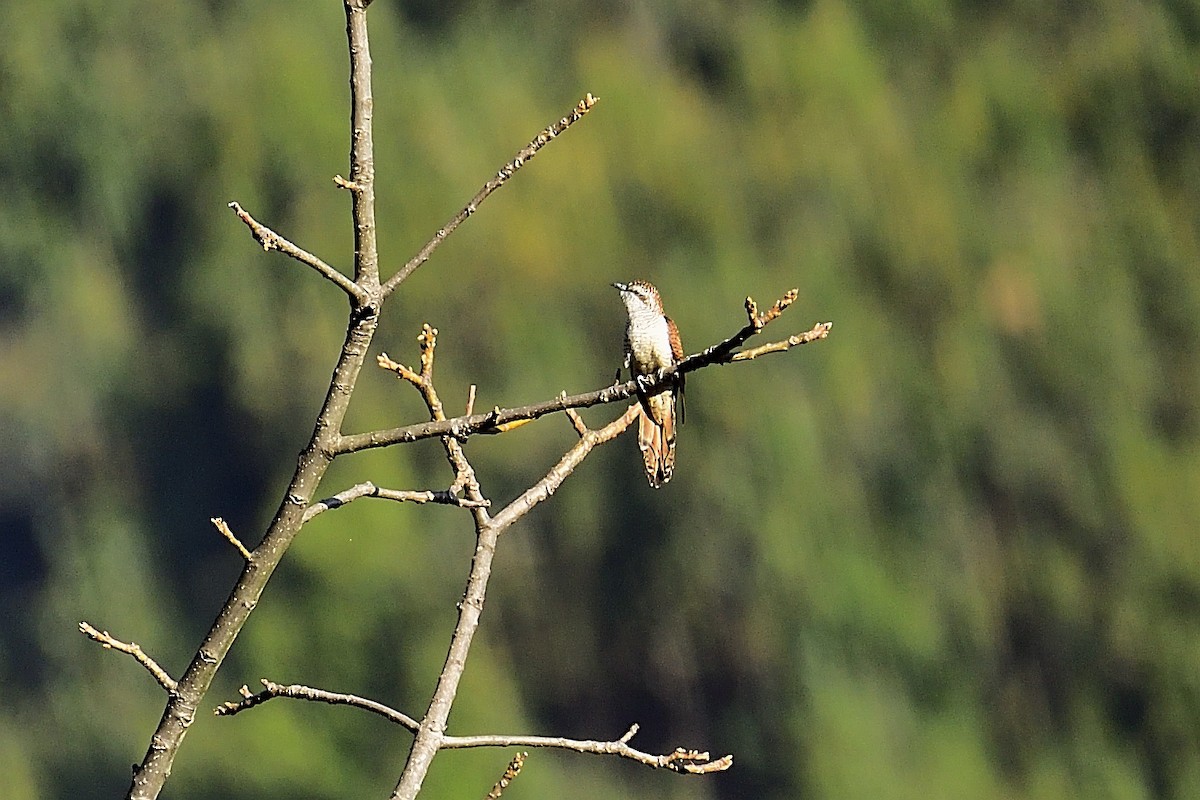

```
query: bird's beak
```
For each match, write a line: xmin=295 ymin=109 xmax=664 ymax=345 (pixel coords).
xmin=611 ymin=282 xmax=627 ymax=291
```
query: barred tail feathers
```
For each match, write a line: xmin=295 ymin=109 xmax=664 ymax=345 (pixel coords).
xmin=637 ymin=391 xmax=676 ymax=488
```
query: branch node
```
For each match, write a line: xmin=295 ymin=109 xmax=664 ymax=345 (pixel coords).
xmin=333 ymin=174 xmax=361 ymax=191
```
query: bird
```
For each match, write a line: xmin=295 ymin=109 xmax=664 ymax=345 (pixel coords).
xmin=612 ymin=280 xmax=685 ymax=488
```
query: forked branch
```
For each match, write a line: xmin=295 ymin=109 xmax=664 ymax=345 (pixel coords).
xmin=215 ymin=680 xmax=732 ymax=775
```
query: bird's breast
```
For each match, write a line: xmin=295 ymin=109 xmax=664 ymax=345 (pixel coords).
xmin=627 ymin=314 xmax=675 ymax=373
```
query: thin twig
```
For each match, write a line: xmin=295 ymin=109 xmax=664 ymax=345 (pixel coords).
xmin=303 ymin=481 xmax=489 ymax=523
xmin=214 ymin=679 xmax=419 ymax=731
xmin=444 ymin=726 xmax=734 ymax=775
xmin=211 ymin=517 xmax=253 ymax=561
xmin=381 ymin=93 xmax=598 ymax=298
xmin=227 ymin=202 xmax=368 ymax=303
xmin=79 ymin=622 xmax=177 ymax=693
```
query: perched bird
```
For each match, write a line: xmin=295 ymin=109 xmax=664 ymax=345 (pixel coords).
xmin=612 ymin=280 xmax=685 ymax=488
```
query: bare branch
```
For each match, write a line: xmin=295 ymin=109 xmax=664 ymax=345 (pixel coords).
xmin=303 ymin=480 xmax=489 ymax=523
xmin=211 ymin=517 xmax=252 ymax=561
xmin=378 ymin=323 xmax=635 ymax=797
xmin=344 ymin=0 xmax=379 ymax=289
xmin=214 ymin=679 xmax=419 ymax=732
xmin=79 ymin=622 xmax=177 ymax=693
xmin=381 ymin=93 xmax=598 ymax=298
xmin=337 ymin=290 xmax=831 ymax=456
xmin=214 ymin=677 xmax=730 ymax=777
xmin=484 ymin=752 xmax=527 ymax=800
xmin=124 ymin=7 xmax=385 ymax=796
xmin=227 ymin=201 xmax=368 ymax=303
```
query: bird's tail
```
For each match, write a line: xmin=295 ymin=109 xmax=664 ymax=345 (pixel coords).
xmin=637 ymin=391 xmax=676 ymax=488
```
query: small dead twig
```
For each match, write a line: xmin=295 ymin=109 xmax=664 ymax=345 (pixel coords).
xmin=466 ymin=384 xmax=477 ymax=417
xmin=379 ymin=325 xmax=492 ymax=518
xmin=211 ymin=517 xmax=253 ymax=561
xmin=564 ymin=394 xmax=589 ymax=437
xmin=484 ymin=752 xmax=527 ymax=800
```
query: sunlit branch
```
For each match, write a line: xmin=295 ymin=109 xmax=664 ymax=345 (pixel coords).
xmin=488 ymin=404 xmax=639 ymax=533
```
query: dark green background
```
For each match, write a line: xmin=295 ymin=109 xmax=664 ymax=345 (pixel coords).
xmin=2 ymin=1 xmax=1197 ymax=798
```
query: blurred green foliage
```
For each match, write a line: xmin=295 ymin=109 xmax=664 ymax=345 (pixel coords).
xmin=1 ymin=1 xmax=1198 ymax=798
